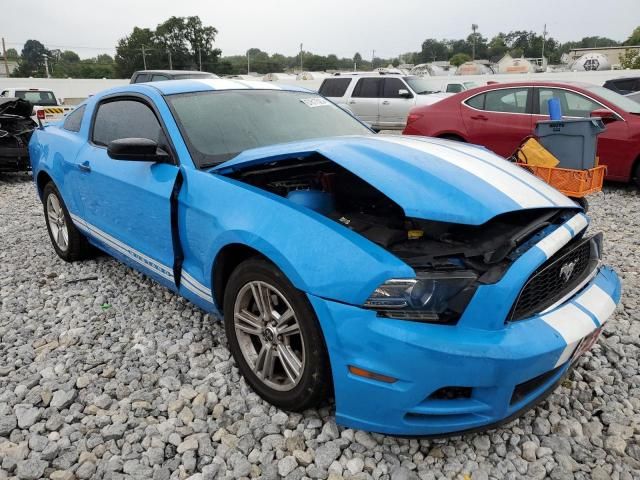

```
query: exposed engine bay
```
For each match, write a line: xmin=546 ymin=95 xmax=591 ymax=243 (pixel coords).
xmin=226 ymin=154 xmax=577 ymax=283
xmin=0 ymin=98 xmax=37 ymax=172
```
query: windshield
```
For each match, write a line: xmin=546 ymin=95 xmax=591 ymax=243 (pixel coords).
xmin=173 ymin=73 xmax=218 ymax=80
xmin=404 ymin=77 xmax=442 ymax=94
xmin=15 ymin=90 xmax=57 ymax=106
xmin=585 ymin=85 xmax=640 ymax=114
xmin=168 ymin=90 xmax=372 ymax=167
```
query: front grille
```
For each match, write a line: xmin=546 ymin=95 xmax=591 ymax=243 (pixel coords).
xmin=509 ymin=234 xmax=600 ymax=321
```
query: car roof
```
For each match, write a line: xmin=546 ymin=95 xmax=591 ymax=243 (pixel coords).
xmin=100 ymin=79 xmax=314 ymax=97
xmin=134 ymin=70 xmax=213 ymax=75
xmin=463 ymin=80 xmax=598 ymax=95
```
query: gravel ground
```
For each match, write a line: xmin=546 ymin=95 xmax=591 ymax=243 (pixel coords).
xmin=1 ymin=172 xmax=639 ymax=480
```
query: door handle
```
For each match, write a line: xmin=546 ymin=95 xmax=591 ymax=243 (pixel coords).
xmin=348 ymin=100 xmax=356 ymax=104
xmin=470 ymin=114 xmax=488 ymax=121
xmin=382 ymin=101 xmax=390 ymax=105
xmin=78 ymin=161 xmax=91 ymax=173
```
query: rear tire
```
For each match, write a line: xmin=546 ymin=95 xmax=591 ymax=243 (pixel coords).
xmin=223 ymin=258 xmax=331 ymax=411
xmin=42 ymin=182 xmax=93 ymax=262
xmin=633 ymin=161 xmax=640 ymax=189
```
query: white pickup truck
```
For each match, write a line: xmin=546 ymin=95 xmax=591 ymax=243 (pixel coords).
xmin=0 ymin=87 xmax=73 ymax=124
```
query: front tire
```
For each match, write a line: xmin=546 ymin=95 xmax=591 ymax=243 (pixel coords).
xmin=43 ymin=182 xmax=93 ymax=262
xmin=223 ymin=258 xmax=331 ymax=411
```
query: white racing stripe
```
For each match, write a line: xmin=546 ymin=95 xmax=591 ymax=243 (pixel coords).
xmin=574 ymin=284 xmax=617 ymax=326
xmin=422 ymin=138 xmax=575 ymax=207
xmin=69 ymin=212 xmax=213 ymax=304
xmin=377 ymin=136 xmax=555 ymax=208
xmin=564 ymin=213 xmax=589 ymax=235
xmin=534 ymin=225 xmax=573 ymax=259
xmin=541 ymin=303 xmax=597 ymax=367
xmin=196 ymin=79 xmax=250 ymax=90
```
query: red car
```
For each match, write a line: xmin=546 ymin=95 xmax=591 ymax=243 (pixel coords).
xmin=403 ymin=81 xmax=640 ymax=185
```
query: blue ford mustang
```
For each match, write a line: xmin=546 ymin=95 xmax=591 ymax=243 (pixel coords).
xmin=29 ymin=79 xmax=621 ymax=436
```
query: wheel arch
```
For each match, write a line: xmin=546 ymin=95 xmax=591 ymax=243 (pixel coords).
xmin=437 ymin=132 xmax=468 ymax=142
xmin=36 ymin=170 xmax=54 ymax=200
xmin=211 ymin=243 xmax=273 ymax=309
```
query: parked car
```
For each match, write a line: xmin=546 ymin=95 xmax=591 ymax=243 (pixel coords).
xmin=130 ymin=69 xmax=220 ymax=83
xmin=30 ymin=79 xmax=620 ymax=436
xmin=403 ymin=81 xmax=640 ymax=185
xmin=318 ymin=74 xmax=452 ymax=130
xmin=0 ymin=97 xmax=37 ymax=171
xmin=603 ymin=76 xmax=640 ymax=96
xmin=0 ymin=87 xmax=73 ymax=124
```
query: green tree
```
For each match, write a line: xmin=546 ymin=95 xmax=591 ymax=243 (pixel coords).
xmin=419 ymin=39 xmax=449 ymax=63
xmin=620 ymin=49 xmax=640 ymax=69
xmin=488 ymin=34 xmax=509 ymax=60
xmin=449 ymin=52 xmax=471 ymax=66
xmin=115 ymin=27 xmax=161 ymax=77
xmin=624 ymin=27 xmax=640 ymax=46
xmin=13 ymin=39 xmax=49 ymax=77
xmin=5 ymin=48 xmax=18 ymax=59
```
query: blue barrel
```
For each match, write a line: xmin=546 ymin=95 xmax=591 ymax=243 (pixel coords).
xmin=548 ymin=98 xmax=562 ymax=121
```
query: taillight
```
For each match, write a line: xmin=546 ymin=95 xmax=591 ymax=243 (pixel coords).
xmin=36 ymin=109 xmax=45 ymax=120
xmin=406 ymin=112 xmax=424 ymax=125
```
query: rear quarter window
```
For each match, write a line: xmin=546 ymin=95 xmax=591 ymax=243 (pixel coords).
xmin=465 ymin=93 xmax=485 ymax=109
xmin=62 ymin=105 xmax=86 ymax=132
xmin=318 ymin=78 xmax=351 ymax=98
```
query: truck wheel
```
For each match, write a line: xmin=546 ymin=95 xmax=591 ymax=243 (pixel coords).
xmin=43 ymin=182 xmax=93 ymax=262
xmin=223 ymin=258 xmax=331 ymax=411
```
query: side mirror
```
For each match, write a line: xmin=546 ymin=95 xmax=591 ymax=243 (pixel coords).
xmin=398 ymin=89 xmax=413 ymax=99
xmin=107 ymin=138 xmax=171 ymax=162
xmin=590 ymin=108 xmax=618 ymax=123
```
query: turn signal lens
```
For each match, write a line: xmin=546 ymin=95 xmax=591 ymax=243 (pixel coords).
xmin=348 ymin=365 xmax=397 ymax=384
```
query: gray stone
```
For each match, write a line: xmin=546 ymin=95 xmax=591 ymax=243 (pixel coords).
xmin=0 ymin=416 xmax=16 ymax=437
xmin=315 ymin=441 xmax=342 ymax=470
xmin=50 ymin=389 xmax=77 ymax=409
xmin=15 ymin=459 xmax=47 ymax=480
xmin=278 ymin=455 xmax=298 ymax=477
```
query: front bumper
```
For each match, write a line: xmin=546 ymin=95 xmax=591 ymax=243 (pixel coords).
xmin=309 ymin=265 xmax=620 ymax=436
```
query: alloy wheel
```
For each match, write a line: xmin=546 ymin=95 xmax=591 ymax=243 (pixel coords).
xmin=233 ymin=280 xmax=305 ymax=391
xmin=46 ymin=193 xmax=69 ymax=252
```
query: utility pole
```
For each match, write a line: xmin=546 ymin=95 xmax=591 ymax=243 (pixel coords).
xmin=198 ymin=47 xmax=202 ymax=71
xmin=141 ymin=45 xmax=148 ymax=69
xmin=541 ymin=23 xmax=548 ymax=62
xmin=372 ymin=50 xmax=375 ymax=69
xmin=299 ymin=43 xmax=303 ymax=72
xmin=168 ymin=50 xmax=172 ymax=69
xmin=471 ymin=24 xmax=478 ymax=61
xmin=1 ymin=38 xmax=9 ymax=77
xmin=247 ymin=51 xmax=250 ymax=75
xmin=43 ymin=55 xmax=51 ymax=78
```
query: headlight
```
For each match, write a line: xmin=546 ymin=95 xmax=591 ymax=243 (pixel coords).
xmin=363 ymin=271 xmax=478 ymax=324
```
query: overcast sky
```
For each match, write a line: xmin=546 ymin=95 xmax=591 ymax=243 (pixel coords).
xmin=3 ymin=0 xmax=639 ymax=59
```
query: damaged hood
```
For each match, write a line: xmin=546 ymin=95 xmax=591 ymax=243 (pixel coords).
xmin=213 ymin=135 xmax=577 ymax=225
xmin=0 ymin=98 xmax=33 ymax=118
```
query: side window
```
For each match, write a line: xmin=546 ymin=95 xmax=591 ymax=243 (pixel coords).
xmin=62 ymin=105 xmax=86 ymax=132
xmin=318 ymin=78 xmax=351 ymax=98
xmin=538 ymin=88 xmax=601 ymax=118
xmin=612 ymin=79 xmax=635 ymax=92
xmin=382 ymin=78 xmax=409 ymax=98
xmin=465 ymin=93 xmax=485 ymax=110
xmin=352 ymin=78 xmax=382 ymax=98
xmin=446 ymin=83 xmax=464 ymax=93
xmin=92 ymin=99 xmax=165 ymax=147
xmin=133 ymin=73 xmax=151 ymax=83
xmin=484 ymin=88 xmax=529 ymax=113
xmin=151 ymin=74 xmax=169 ymax=82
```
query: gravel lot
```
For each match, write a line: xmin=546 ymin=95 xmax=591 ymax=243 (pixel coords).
xmin=1 ymin=173 xmax=639 ymax=480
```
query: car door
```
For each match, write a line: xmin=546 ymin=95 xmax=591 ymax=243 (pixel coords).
xmin=461 ymin=87 xmax=533 ymax=157
xmin=348 ymin=78 xmax=382 ymax=127
xmin=75 ymin=96 xmax=179 ymax=287
xmin=378 ymin=78 xmax=415 ymax=128
xmin=533 ymin=87 xmax=630 ymax=179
